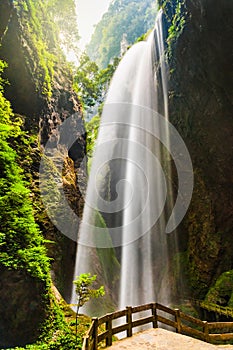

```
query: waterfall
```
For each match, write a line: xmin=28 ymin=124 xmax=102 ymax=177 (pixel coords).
xmin=71 ymin=10 xmax=193 ymax=314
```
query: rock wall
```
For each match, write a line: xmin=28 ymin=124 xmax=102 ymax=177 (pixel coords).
xmin=0 ymin=266 xmax=47 ymax=348
xmin=161 ymin=0 xmax=233 ymax=299
xmin=0 ymin=0 xmax=86 ymax=345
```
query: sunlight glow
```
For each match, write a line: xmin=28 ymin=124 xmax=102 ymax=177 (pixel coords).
xmin=75 ymin=0 xmax=111 ymax=50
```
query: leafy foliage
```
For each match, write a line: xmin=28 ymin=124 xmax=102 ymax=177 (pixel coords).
xmin=0 ymin=61 xmax=84 ymax=349
xmin=74 ymin=53 xmax=99 ymax=108
xmin=167 ymin=1 xmax=186 ymax=47
xmin=86 ymin=0 xmax=157 ymax=68
xmin=73 ymin=53 xmax=120 ymax=112
xmin=47 ymin=0 xmax=80 ymax=56
xmin=158 ymin=0 xmax=186 ymax=58
xmin=85 ymin=115 xmax=100 ymax=172
xmin=73 ymin=273 xmax=105 ymax=342
xmin=73 ymin=273 xmax=105 ymax=314
xmin=13 ymin=0 xmax=79 ymax=97
xmin=0 ymin=60 xmax=50 ymax=280
xmin=73 ymin=54 xmax=119 ymax=171
xmin=14 ymin=312 xmax=89 ymax=349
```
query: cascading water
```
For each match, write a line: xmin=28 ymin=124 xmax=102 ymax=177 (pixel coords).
xmin=71 ymin=10 xmax=192 ymax=314
xmin=118 ymin=10 xmax=172 ymax=310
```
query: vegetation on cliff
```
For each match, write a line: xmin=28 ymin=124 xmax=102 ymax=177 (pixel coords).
xmin=0 ymin=60 xmax=50 ymax=280
xmin=0 ymin=58 xmax=86 ymax=349
xmin=0 ymin=60 xmax=64 ymax=348
xmin=11 ymin=0 xmax=79 ymax=97
xmin=74 ymin=53 xmax=120 ymax=115
xmin=205 ymin=270 xmax=233 ymax=308
xmin=86 ymin=0 xmax=157 ymax=68
xmin=74 ymin=54 xmax=120 ymax=171
xmin=159 ymin=0 xmax=233 ymax=307
xmin=0 ymin=0 xmax=85 ymax=348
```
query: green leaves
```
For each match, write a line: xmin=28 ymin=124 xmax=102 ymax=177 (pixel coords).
xmin=13 ymin=0 xmax=80 ymax=97
xmin=73 ymin=53 xmax=120 ymax=112
xmin=0 ymin=60 xmax=50 ymax=281
xmin=73 ymin=273 xmax=105 ymax=342
xmin=85 ymin=115 xmax=100 ymax=172
xmin=73 ymin=53 xmax=99 ymax=109
xmin=73 ymin=273 xmax=105 ymax=309
xmin=47 ymin=0 xmax=80 ymax=56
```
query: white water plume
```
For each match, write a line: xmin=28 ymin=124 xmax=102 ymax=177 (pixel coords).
xmin=70 ymin=10 xmax=193 ymax=314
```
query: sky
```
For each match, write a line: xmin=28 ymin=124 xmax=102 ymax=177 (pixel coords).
xmin=75 ymin=0 xmax=112 ymax=50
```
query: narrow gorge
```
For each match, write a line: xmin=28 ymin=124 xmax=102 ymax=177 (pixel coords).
xmin=0 ymin=0 xmax=232 ymax=348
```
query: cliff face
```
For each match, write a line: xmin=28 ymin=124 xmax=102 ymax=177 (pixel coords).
xmin=0 ymin=0 xmax=85 ymax=345
xmin=0 ymin=266 xmax=47 ymax=348
xmin=0 ymin=3 xmax=42 ymax=122
xmin=161 ymin=0 xmax=233 ymax=299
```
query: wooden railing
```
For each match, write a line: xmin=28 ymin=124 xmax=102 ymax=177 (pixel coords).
xmin=82 ymin=302 xmax=233 ymax=350
xmin=194 ymin=299 xmax=233 ymax=319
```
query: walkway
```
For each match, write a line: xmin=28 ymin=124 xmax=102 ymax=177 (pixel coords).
xmin=108 ymin=329 xmax=233 ymax=350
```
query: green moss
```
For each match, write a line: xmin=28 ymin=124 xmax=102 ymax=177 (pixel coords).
xmin=13 ymin=0 xmax=79 ymax=99
xmin=0 ymin=61 xmax=50 ymax=280
xmin=184 ymin=170 xmax=221 ymax=299
xmin=14 ymin=306 xmax=89 ymax=349
xmin=172 ymin=251 xmax=190 ymax=297
xmin=158 ymin=0 xmax=187 ymax=65
xmin=167 ymin=1 xmax=186 ymax=46
xmin=94 ymin=211 xmax=120 ymax=289
xmin=85 ymin=115 xmax=100 ymax=173
xmin=0 ymin=61 xmax=75 ymax=348
xmin=12 ymin=1 xmax=57 ymax=98
xmin=135 ymin=29 xmax=152 ymax=43
xmin=11 ymin=285 xmax=92 ymax=349
xmin=205 ymin=270 xmax=233 ymax=307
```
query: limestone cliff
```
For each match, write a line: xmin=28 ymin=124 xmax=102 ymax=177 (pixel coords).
xmin=0 ymin=0 xmax=85 ymax=346
xmin=160 ymin=0 xmax=233 ymax=300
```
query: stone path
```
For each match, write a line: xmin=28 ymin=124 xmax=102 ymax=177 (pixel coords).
xmin=107 ymin=329 xmax=233 ymax=350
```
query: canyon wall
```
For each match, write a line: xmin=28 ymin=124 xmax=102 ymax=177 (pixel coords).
xmin=160 ymin=0 xmax=233 ymax=301
xmin=0 ymin=0 xmax=85 ymax=345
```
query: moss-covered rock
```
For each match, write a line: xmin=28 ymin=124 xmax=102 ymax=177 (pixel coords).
xmin=186 ymin=170 xmax=221 ymax=298
xmin=0 ymin=0 xmax=86 ymax=347
xmin=205 ymin=270 xmax=233 ymax=307
xmin=0 ymin=266 xmax=48 ymax=348
xmin=0 ymin=0 xmax=86 ymax=302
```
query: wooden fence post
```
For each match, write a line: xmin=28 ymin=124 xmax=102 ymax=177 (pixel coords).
xmin=92 ymin=318 xmax=98 ymax=350
xmin=106 ymin=314 xmax=113 ymax=347
xmin=174 ymin=308 xmax=181 ymax=333
xmin=83 ymin=336 xmax=89 ymax=350
xmin=152 ymin=303 xmax=158 ymax=328
xmin=126 ymin=306 xmax=133 ymax=337
xmin=203 ymin=321 xmax=209 ymax=342
xmin=86 ymin=337 xmax=89 ymax=350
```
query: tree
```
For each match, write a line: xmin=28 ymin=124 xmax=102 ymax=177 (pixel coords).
xmin=48 ymin=0 xmax=80 ymax=58
xmin=73 ymin=53 xmax=120 ymax=113
xmin=73 ymin=53 xmax=99 ymax=109
xmin=73 ymin=273 xmax=105 ymax=341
